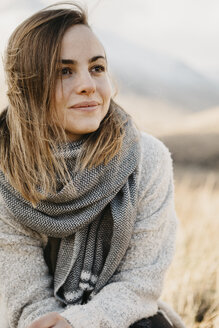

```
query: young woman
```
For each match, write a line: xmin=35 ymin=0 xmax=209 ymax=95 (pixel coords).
xmin=0 ymin=3 xmax=185 ymax=328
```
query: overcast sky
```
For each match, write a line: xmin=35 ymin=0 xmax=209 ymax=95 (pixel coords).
xmin=0 ymin=0 xmax=219 ymax=80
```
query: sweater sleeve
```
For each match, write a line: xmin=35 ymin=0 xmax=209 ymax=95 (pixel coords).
xmin=0 ymin=205 xmax=64 ymax=328
xmin=60 ymin=133 xmax=178 ymax=328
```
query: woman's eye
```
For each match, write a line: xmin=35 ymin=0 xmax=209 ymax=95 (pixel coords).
xmin=61 ymin=67 xmax=72 ymax=75
xmin=91 ymin=65 xmax=105 ymax=73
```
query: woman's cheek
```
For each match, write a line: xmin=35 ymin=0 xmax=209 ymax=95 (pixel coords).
xmin=99 ymin=78 xmax=112 ymax=103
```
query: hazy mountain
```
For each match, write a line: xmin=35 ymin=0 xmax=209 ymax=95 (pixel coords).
xmin=158 ymin=107 xmax=219 ymax=169
xmin=160 ymin=133 xmax=219 ymax=169
xmin=96 ymin=29 xmax=219 ymax=112
xmin=163 ymin=106 xmax=219 ymax=135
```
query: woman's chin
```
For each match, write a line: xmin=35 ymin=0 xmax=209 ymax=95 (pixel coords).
xmin=65 ymin=125 xmax=101 ymax=141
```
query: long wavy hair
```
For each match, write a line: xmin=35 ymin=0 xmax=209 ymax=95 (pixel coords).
xmin=0 ymin=3 xmax=127 ymax=206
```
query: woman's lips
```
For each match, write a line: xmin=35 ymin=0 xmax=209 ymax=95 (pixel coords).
xmin=69 ymin=101 xmax=100 ymax=111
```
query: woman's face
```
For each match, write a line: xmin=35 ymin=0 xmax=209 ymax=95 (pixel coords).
xmin=55 ymin=24 xmax=112 ymax=141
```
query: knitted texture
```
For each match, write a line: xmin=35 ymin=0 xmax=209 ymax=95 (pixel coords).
xmin=0 ymin=132 xmax=186 ymax=328
xmin=0 ymin=108 xmax=140 ymax=306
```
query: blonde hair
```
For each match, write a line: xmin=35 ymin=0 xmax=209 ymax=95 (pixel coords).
xmin=0 ymin=3 xmax=127 ymax=206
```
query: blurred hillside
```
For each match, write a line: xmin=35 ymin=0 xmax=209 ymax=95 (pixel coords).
xmin=159 ymin=107 xmax=219 ymax=170
xmin=98 ymin=30 xmax=219 ymax=112
xmin=101 ymin=29 xmax=219 ymax=176
xmin=115 ymin=92 xmax=219 ymax=172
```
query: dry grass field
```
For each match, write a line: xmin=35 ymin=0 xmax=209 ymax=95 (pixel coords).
xmin=162 ymin=168 xmax=219 ymax=328
xmin=122 ymin=96 xmax=219 ymax=327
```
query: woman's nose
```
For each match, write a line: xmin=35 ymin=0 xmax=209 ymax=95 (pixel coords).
xmin=75 ymin=71 xmax=96 ymax=95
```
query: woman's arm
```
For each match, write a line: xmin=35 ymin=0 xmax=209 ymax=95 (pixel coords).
xmin=0 ymin=206 xmax=64 ymax=328
xmin=60 ymin=133 xmax=179 ymax=328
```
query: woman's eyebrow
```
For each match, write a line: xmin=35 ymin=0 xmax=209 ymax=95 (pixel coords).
xmin=89 ymin=55 xmax=106 ymax=63
xmin=60 ymin=56 xmax=106 ymax=65
xmin=61 ymin=59 xmax=76 ymax=65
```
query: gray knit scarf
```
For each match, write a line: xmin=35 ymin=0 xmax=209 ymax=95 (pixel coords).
xmin=0 ymin=108 xmax=140 ymax=305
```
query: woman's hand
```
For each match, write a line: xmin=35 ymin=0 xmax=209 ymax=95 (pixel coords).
xmin=28 ymin=312 xmax=72 ymax=328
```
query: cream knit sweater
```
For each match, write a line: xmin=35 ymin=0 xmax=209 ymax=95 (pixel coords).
xmin=0 ymin=132 xmax=185 ymax=328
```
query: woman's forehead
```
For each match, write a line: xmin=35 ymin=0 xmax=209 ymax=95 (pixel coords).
xmin=60 ymin=24 xmax=105 ymax=59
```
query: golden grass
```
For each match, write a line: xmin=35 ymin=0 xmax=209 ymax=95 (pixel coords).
xmin=162 ymin=168 xmax=219 ymax=328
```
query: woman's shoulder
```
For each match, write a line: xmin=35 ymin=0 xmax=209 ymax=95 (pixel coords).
xmin=138 ymin=131 xmax=172 ymax=171
xmin=137 ymin=131 xmax=173 ymax=199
